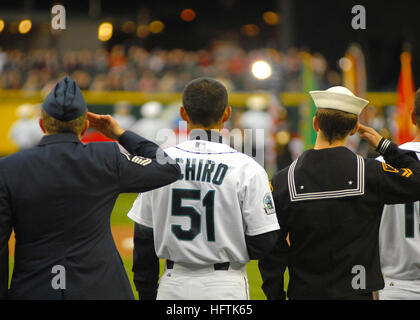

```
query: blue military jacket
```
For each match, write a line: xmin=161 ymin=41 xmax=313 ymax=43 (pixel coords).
xmin=0 ymin=130 xmax=180 ymax=299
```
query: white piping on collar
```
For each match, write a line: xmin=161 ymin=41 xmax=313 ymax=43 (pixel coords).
xmin=288 ymin=154 xmax=365 ymax=202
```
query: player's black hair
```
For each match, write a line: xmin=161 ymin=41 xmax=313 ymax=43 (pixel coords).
xmin=182 ymin=77 xmax=228 ymax=127
xmin=414 ymin=88 xmax=420 ymax=127
xmin=316 ymin=108 xmax=358 ymax=144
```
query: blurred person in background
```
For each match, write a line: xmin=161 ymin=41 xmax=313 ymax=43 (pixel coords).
xmin=131 ymin=101 xmax=170 ymax=143
xmin=70 ymin=70 xmax=91 ymax=90
xmin=240 ymin=95 xmax=271 ymax=166
xmin=112 ymin=101 xmax=136 ymax=130
xmin=273 ymin=106 xmax=294 ymax=171
xmin=274 ymin=130 xmax=293 ymax=171
xmin=109 ymin=45 xmax=127 ymax=70
xmin=0 ymin=48 xmax=7 ymax=73
xmin=9 ymin=104 xmax=44 ymax=151
xmin=137 ymin=70 xmax=158 ymax=92
xmin=157 ymin=70 xmax=177 ymax=92
xmin=22 ymin=70 xmax=41 ymax=91
xmin=89 ymin=74 xmax=107 ymax=91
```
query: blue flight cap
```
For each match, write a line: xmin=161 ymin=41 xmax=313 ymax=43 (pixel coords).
xmin=42 ymin=76 xmax=87 ymax=121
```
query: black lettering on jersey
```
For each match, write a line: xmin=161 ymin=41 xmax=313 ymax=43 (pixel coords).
xmin=201 ymin=160 xmax=215 ymax=183
xmin=181 ymin=158 xmax=229 ymax=185
xmin=196 ymin=159 xmax=204 ymax=181
xmin=212 ymin=163 xmax=228 ymax=185
xmin=175 ymin=158 xmax=184 ymax=179
xmin=122 ymin=152 xmax=152 ymax=166
xmin=185 ymin=158 xmax=196 ymax=181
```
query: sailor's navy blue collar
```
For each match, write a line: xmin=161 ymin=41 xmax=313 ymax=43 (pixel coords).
xmin=38 ymin=132 xmax=81 ymax=146
xmin=188 ymin=129 xmax=223 ymax=144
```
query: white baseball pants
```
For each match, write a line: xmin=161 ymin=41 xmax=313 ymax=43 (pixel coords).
xmin=378 ymin=278 xmax=420 ymax=300
xmin=156 ymin=262 xmax=249 ymax=300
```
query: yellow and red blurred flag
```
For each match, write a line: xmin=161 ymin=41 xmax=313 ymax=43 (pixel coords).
xmin=342 ymin=43 xmax=367 ymax=98
xmin=395 ymin=52 xmax=415 ymax=144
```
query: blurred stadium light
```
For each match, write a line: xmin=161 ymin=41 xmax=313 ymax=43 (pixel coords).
xmin=149 ymin=20 xmax=165 ymax=34
xmin=240 ymin=24 xmax=260 ymax=37
xmin=0 ymin=19 xmax=4 ymax=32
xmin=98 ymin=22 xmax=113 ymax=41
xmin=18 ymin=19 xmax=32 ymax=34
xmin=263 ymin=11 xmax=279 ymax=25
xmin=121 ymin=21 xmax=136 ymax=34
xmin=180 ymin=9 xmax=196 ymax=22
xmin=251 ymin=60 xmax=272 ymax=80
xmin=136 ymin=24 xmax=149 ymax=38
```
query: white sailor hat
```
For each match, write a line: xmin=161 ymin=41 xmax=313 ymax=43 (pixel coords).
xmin=309 ymin=86 xmax=369 ymax=115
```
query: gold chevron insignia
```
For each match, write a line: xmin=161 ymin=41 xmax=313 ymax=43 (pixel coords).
xmin=381 ymin=163 xmax=399 ymax=173
xmin=401 ymin=168 xmax=413 ymax=178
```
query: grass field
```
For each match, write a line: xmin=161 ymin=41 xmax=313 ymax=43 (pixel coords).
xmin=9 ymin=193 xmax=288 ymax=300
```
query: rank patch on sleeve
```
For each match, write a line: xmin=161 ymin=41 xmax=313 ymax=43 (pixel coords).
xmin=381 ymin=162 xmax=399 ymax=173
xmin=263 ymin=193 xmax=276 ymax=215
xmin=401 ymin=168 xmax=413 ymax=178
xmin=122 ymin=152 xmax=152 ymax=166
xmin=381 ymin=162 xmax=413 ymax=178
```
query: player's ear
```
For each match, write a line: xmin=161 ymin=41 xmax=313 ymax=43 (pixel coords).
xmin=312 ymin=116 xmax=319 ymax=132
xmin=180 ymin=106 xmax=190 ymax=122
xmin=411 ymin=111 xmax=417 ymax=126
xmin=81 ymin=119 xmax=89 ymax=137
xmin=39 ymin=118 xmax=47 ymax=134
xmin=349 ymin=120 xmax=360 ymax=136
xmin=221 ymin=106 xmax=232 ymax=123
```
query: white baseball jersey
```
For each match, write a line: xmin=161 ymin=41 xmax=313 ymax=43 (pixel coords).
xmin=128 ymin=137 xmax=280 ymax=265
xmin=378 ymin=141 xmax=420 ymax=281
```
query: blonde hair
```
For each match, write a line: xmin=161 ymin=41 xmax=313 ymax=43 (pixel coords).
xmin=41 ymin=109 xmax=87 ymax=135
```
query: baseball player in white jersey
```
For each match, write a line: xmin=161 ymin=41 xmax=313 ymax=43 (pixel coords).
xmin=377 ymin=89 xmax=420 ymax=300
xmin=127 ymin=78 xmax=280 ymax=300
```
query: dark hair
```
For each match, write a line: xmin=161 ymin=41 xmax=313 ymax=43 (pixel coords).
xmin=182 ymin=77 xmax=228 ymax=127
xmin=315 ymin=108 xmax=358 ymax=144
xmin=414 ymin=88 xmax=420 ymax=127
xmin=41 ymin=109 xmax=87 ymax=135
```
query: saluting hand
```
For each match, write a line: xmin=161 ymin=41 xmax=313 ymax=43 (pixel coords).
xmin=87 ymin=112 xmax=125 ymax=140
xmin=358 ymin=123 xmax=383 ymax=149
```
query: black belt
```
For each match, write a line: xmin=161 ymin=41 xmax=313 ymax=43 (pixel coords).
xmin=166 ymin=260 xmax=230 ymax=271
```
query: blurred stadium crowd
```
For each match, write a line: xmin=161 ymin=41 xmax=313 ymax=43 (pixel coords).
xmin=2 ymin=42 xmax=394 ymax=175
xmin=0 ymin=43 xmax=341 ymax=94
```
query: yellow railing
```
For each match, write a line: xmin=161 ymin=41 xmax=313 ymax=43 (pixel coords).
xmin=0 ymin=90 xmax=398 ymax=155
xmin=0 ymin=90 xmax=398 ymax=107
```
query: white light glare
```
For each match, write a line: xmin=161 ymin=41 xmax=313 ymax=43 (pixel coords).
xmin=251 ymin=60 xmax=272 ymax=80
